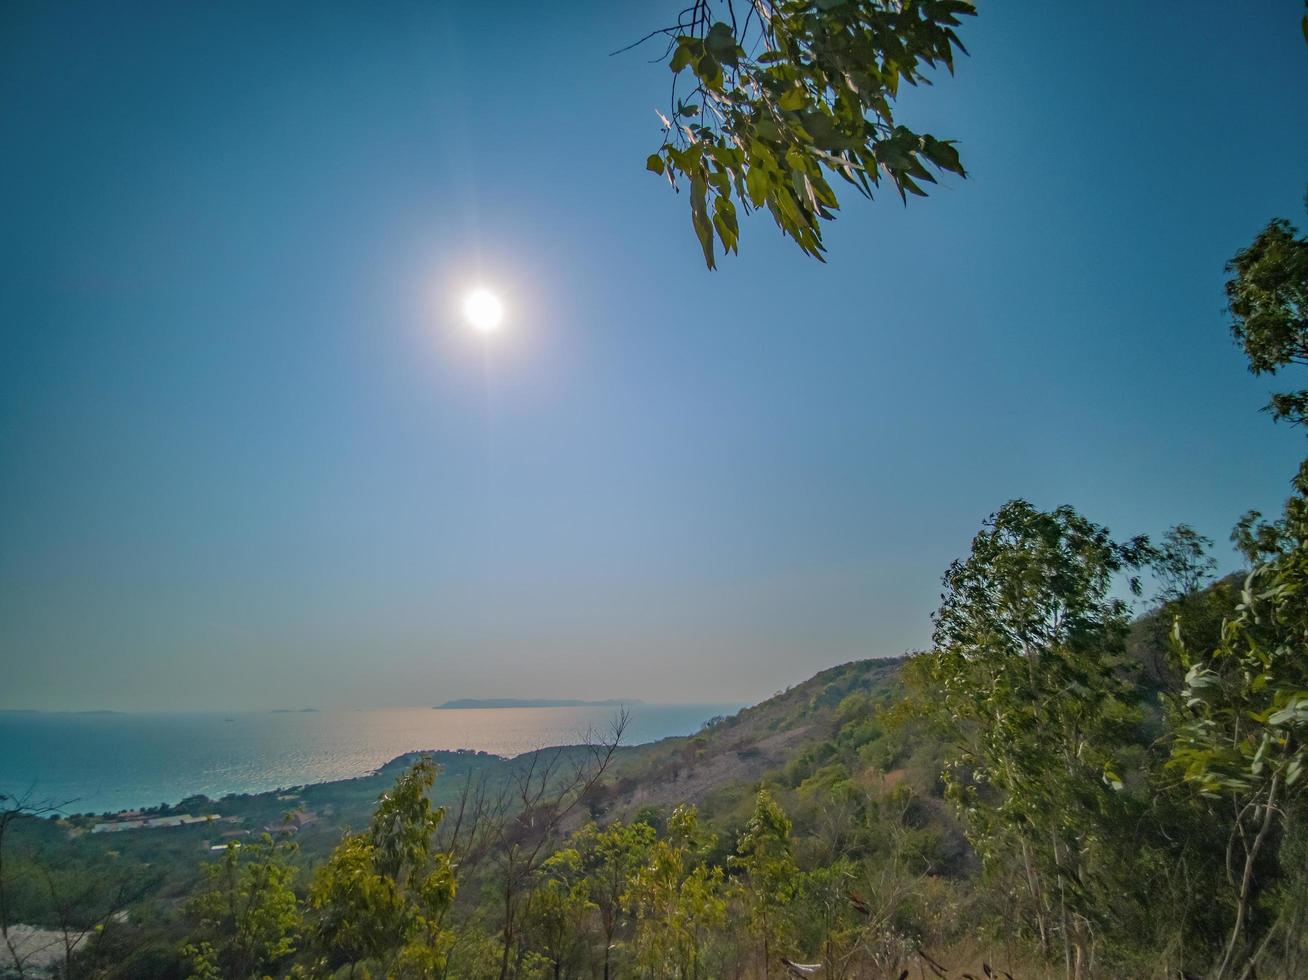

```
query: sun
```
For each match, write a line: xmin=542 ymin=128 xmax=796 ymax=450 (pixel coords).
xmin=462 ymin=287 xmax=505 ymax=333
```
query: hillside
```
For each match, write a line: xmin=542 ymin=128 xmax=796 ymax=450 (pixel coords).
xmin=594 ymin=657 xmax=908 ymax=821
xmin=9 ymin=576 xmax=1297 ymax=980
xmin=0 ymin=658 xmax=912 ymax=927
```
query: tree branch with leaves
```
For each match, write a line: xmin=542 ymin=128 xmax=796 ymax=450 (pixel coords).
xmin=633 ymin=0 xmax=973 ymax=267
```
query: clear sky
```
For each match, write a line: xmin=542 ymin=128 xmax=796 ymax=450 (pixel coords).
xmin=3 ymin=2 xmax=1306 ymax=711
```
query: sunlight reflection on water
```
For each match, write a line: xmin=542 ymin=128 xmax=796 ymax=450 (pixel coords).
xmin=0 ymin=703 xmax=740 ymax=814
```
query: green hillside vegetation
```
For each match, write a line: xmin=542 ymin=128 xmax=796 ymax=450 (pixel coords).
xmin=0 ymin=656 xmax=968 ymax=979
xmin=2 ymin=531 xmax=1303 ymax=980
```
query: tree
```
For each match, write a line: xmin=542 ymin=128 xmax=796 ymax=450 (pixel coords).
xmin=1169 ymin=468 xmax=1308 ymax=980
xmin=1226 ymin=202 xmax=1308 ymax=426
xmin=419 ymin=714 xmax=626 ymax=980
xmin=794 ymin=860 xmax=864 ymax=980
xmin=1155 ymin=524 xmax=1218 ymax=603
xmin=522 ymin=847 xmax=595 ymax=980
xmin=309 ymin=757 xmax=457 ymax=978
xmin=571 ymin=819 xmax=656 ymax=980
xmin=1 ymin=793 xmax=59 ymax=979
xmin=39 ymin=862 xmax=154 ymax=980
xmin=490 ymin=723 xmax=627 ymax=980
xmin=637 ymin=0 xmax=973 ymax=267
xmin=913 ymin=500 xmax=1153 ymax=979
xmin=625 ymin=805 xmax=727 ymax=979
xmin=1125 ymin=523 xmax=1230 ymax=695
xmin=181 ymin=835 xmax=302 ymax=980
xmin=731 ymin=788 xmax=798 ymax=978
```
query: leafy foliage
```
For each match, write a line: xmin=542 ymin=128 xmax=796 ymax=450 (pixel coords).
xmin=181 ymin=835 xmax=301 ymax=980
xmin=1155 ymin=523 xmax=1218 ymax=603
xmin=624 ymin=805 xmax=729 ymax=979
xmin=1170 ymin=467 xmax=1308 ymax=978
xmin=568 ymin=819 xmax=656 ymax=979
xmin=1226 ymin=203 xmax=1308 ymax=426
xmin=521 ymin=848 xmax=595 ymax=979
xmin=308 ymin=757 xmax=456 ymax=977
xmin=731 ymin=789 xmax=798 ymax=976
xmin=914 ymin=501 xmax=1155 ymax=976
xmin=642 ymin=0 xmax=973 ymax=267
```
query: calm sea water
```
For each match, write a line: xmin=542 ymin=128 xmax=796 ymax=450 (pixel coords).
xmin=0 ymin=703 xmax=739 ymax=815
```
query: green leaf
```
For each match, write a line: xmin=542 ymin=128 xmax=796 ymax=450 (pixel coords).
xmin=645 ymin=0 xmax=972 ymax=265
xmin=713 ymin=196 xmax=738 ymax=254
xmin=1267 ymin=698 xmax=1308 ymax=727
xmin=745 ymin=165 xmax=769 ymax=208
xmin=778 ymin=88 xmax=807 ymax=112
xmin=646 ymin=154 xmax=665 ymax=175
xmin=696 ymin=54 xmax=723 ymax=91
xmin=690 ymin=174 xmax=715 ymax=269
xmin=670 ymin=39 xmax=696 ymax=74
xmin=706 ymin=22 xmax=738 ymax=68
xmin=922 ymin=136 xmax=965 ymax=175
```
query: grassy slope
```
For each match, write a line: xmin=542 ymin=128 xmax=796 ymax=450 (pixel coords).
xmin=591 ymin=656 xmax=909 ymax=826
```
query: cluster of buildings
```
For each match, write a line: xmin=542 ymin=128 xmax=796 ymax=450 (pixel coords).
xmin=87 ymin=803 xmax=318 ymax=852
xmin=90 ymin=812 xmax=220 ymax=834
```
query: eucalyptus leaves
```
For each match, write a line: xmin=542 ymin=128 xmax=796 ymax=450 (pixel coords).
xmin=643 ymin=1 xmax=972 ymax=267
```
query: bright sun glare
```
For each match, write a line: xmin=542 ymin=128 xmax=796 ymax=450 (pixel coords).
xmin=463 ymin=287 xmax=505 ymax=333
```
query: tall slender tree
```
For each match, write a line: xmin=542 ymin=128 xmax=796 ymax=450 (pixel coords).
xmin=914 ymin=501 xmax=1152 ymax=979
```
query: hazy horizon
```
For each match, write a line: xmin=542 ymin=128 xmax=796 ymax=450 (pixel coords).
xmin=4 ymin=1 xmax=1307 ymax=713
xmin=0 ymin=696 xmax=747 ymax=715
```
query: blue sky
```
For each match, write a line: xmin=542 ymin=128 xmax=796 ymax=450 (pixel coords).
xmin=2 ymin=1 xmax=1306 ymax=711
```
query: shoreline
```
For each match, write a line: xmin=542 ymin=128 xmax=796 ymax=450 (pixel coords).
xmin=47 ymin=736 xmax=677 ymax=820
xmin=3 ymin=702 xmax=743 ymax=817
xmin=81 ymin=747 xmax=505 ymax=821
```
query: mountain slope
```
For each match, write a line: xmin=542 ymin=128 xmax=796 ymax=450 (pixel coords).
xmin=592 ymin=657 xmax=908 ymax=823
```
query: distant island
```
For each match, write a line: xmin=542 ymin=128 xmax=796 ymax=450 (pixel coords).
xmin=436 ymin=698 xmax=643 ymax=709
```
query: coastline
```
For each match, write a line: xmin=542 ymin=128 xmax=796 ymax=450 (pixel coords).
xmin=2 ymin=702 xmax=743 ymax=817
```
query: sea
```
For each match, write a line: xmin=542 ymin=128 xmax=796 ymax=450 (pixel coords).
xmin=0 ymin=703 xmax=740 ymax=816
